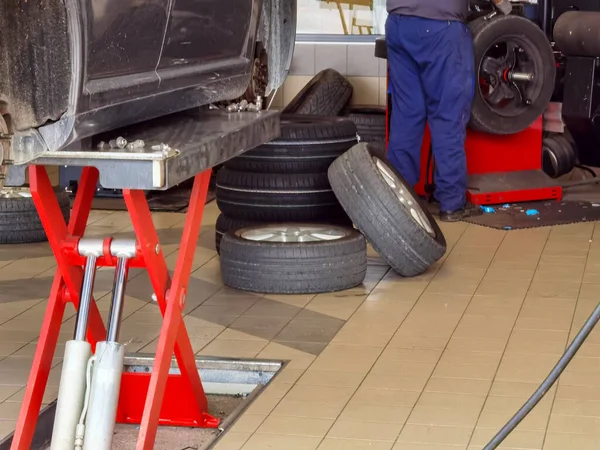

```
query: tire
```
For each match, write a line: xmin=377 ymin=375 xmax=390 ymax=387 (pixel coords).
xmin=342 ymin=107 xmax=386 ymax=143
xmin=216 ymin=169 xmax=347 ymax=221
xmin=542 ymin=134 xmax=576 ymax=179
xmin=214 ymin=213 xmax=353 ymax=254
xmin=469 ymin=15 xmax=555 ymax=135
xmin=282 ymin=69 xmax=353 ymax=116
xmin=328 ymin=143 xmax=446 ymax=277
xmin=0 ymin=187 xmax=70 ymax=244
xmin=220 ymin=224 xmax=367 ymax=294
xmin=224 ymin=115 xmax=358 ymax=173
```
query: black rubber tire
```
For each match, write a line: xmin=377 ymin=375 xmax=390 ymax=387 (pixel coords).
xmin=216 ymin=169 xmax=347 ymax=221
xmin=282 ymin=69 xmax=353 ymax=116
xmin=0 ymin=188 xmax=70 ymax=244
xmin=214 ymin=213 xmax=353 ymax=254
xmin=542 ymin=134 xmax=576 ymax=179
xmin=328 ymin=143 xmax=446 ymax=277
xmin=219 ymin=225 xmax=367 ymax=294
xmin=224 ymin=115 xmax=358 ymax=173
xmin=469 ymin=15 xmax=555 ymax=135
xmin=342 ymin=107 xmax=386 ymax=143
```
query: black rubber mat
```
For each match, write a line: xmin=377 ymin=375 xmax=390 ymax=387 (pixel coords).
xmin=463 ymin=200 xmax=600 ymax=229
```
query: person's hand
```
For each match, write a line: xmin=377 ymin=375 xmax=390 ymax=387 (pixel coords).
xmin=491 ymin=0 xmax=512 ymax=15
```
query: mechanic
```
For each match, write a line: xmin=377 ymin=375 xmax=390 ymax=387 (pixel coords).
xmin=385 ymin=0 xmax=512 ymax=222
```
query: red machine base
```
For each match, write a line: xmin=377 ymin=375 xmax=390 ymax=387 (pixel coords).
xmin=411 ymin=118 xmax=563 ymax=205
xmin=466 ymin=170 xmax=562 ymax=205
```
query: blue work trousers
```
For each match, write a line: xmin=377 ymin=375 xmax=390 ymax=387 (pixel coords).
xmin=385 ymin=14 xmax=475 ymax=212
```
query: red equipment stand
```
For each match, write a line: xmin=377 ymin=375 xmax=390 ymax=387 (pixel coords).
xmin=11 ymin=166 xmax=219 ymax=450
xmin=411 ymin=117 xmax=563 ymax=205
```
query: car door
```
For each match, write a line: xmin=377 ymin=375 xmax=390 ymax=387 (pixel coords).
xmin=156 ymin=0 xmax=259 ymax=91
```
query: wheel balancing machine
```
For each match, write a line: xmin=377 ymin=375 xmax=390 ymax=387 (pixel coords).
xmin=374 ymin=30 xmax=562 ymax=206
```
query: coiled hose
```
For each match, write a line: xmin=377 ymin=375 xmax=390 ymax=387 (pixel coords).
xmin=484 ymin=300 xmax=600 ymax=449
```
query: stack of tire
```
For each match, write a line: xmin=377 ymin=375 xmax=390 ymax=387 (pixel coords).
xmin=217 ymin=69 xmax=447 ymax=295
xmin=214 ymin=114 xmax=359 ymax=254
xmin=218 ymin=142 xmax=447 ymax=294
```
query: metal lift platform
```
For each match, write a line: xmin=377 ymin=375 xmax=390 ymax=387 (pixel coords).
xmin=7 ymin=109 xmax=280 ymax=450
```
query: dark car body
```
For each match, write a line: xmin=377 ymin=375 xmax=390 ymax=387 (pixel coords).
xmin=0 ymin=0 xmax=295 ymax=163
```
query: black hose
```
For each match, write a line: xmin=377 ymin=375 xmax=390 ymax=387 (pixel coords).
xmin=484 ymin=299 xmax=600 ymax=449
xmin=575 ymin=164 xmax=597 ymax=178
xmin=560 ymin=178 xmax=600 ymax=189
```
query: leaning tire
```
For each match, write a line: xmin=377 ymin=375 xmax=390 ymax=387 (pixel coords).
xmin=216 ymin=169 xmax=347 ymax=221
xmin=342 ymin=107 xmax=386 ymax=143
xmin=470 ymin=15 xmax=555 ymax=135
xmin=223 ymin=115 xmax=357 ymax=173
xmin=328 ymin=143 xmax=446 ymax=277
xmin=0 ymin=187 xmax=70 ymax=244
xmin=283 ymin=69 xmax=353 ymax=116
xmin=220 ymin=224 xmax=367 ymax=294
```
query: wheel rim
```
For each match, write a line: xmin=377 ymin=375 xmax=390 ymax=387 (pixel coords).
xmin=373 ymin=157 xmax=435 ymax=237
xmin=237 ymin=224 xmax=350 ymax=242
xmin=0 ymin=187 xmax=32 ymax=199
xmin=478 ymin=36 xmax=543 ymax=118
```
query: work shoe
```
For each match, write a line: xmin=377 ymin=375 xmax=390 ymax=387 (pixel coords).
xmin=439 ymin=202 xmax=483 ymax=222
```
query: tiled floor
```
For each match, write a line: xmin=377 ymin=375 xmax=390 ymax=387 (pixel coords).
xmin=2 ymin=201 xmax=600 ymax=449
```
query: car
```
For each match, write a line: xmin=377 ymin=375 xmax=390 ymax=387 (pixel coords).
xmin=0 ymin=0 xmax=297 ymax=180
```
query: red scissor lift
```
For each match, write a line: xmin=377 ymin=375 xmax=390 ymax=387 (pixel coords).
xmin=8 ymin=110 xmax=280 ymax=449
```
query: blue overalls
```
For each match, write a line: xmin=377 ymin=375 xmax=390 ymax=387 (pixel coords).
xmin=385 ymin=14 xmax=475 ymax=213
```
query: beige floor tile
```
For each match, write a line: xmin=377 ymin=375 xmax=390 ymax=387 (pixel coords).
xmin=470 ymin=427 xmax=544 ymax=448
xmin=257 ymin=342 xmax=316 ymax=370
xmin=6 ymin=385 xmax=59 ymax=404
xmin=327 ymin=420 xmax=403 ymax=441
xmin=310 ymin=345 xmax=382 ymax=373
xmin=446 ymin=336 xmax=506 ymax=354
xmin=551 ymin=398 xmax=600 ymax=417
xmin=489 ymin=380 xmax=554 ymax=398
xmin=477 ymin=407 xmax=549 ymax=432
xmin=271 ymin=398 xmax=345 ymax=420
xmin=547 ymin=413 xmax=600 ymax=434
xmin=230 ymin=414 xmax=266 ymax=434
xmin=351 ymin=387 xmax=420 ymax=408
xmin=283 ymin=385 xmax=356 ymax=408
xmin=371 ymin=359 xmax=437 ymax=378
xmin=243 ymin=394 xmax=282 ymax=416
xmin=0 ymin=419 xmax=17 ymax=441
xmin=0 ymin=401 xmax=23 ymax=420
xmin=425 ymin=377 xmax=491 ymax=396
xmin=319 ymin=438 xmax=393 ymax=450
xmin=296 ymin=369 xmax=365 ymax=388
xmin=417 ymin=392 xmax=487 ymax=410
xmin=257 ymin=415 xmax=334 ymax=437
xmin=339 ymin=402 xmax=412 ymax=424
xmin=0 ymin=385 xmax=23 ymax=403
xmin=212 ymin=431 xmax=251 ymax=450
xmin=394 ymin=444 xmax=465 ymax=450
xmin=331 ymin=329 xmax=393 ymax=347
xmin=241 ymin=433 xmax=321 ymax=450
xmin=543 ymin=432 xmax=600 ymax=450
xmin=199 ymin=339 xmax=267 ymax=358
xmin=305 ymin=295 xmax=364 ymax=320
xmin=396 ymin=425 xmax=472 ymax=446
xmin=408 ymin=405 xmax=481 ymax=427
xmin=361 ymin=373 xmax=428 ymax=392
xmin=387 ymin=335 xmax=449 ymax=350
xmin=380 ymin=347 xmax=443 ymax=363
